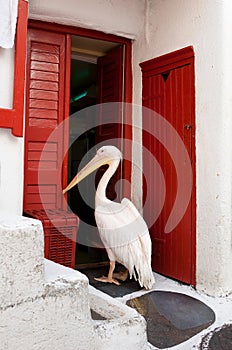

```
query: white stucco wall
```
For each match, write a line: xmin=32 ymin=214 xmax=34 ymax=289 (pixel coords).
xmin=0 ymin=214 xmax=148 ymax=350
xmin=0 ymin=47 xmax=24 ymax=215
xmin=0 ymin=48 xmax=14 ymax=110
xmin=1 ymin=0 xmax=232 ymax=297
xmin=0 ymin=215 xmax=96 ymax=349
xmin=132 ymin=0 xmax=232 ymax=296
xmin=29 ymin=0 xmax=145 ymax=40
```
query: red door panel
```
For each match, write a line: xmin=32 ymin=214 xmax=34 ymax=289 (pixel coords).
xmin=141 ymin=47 xmax=196 ymax=285
xmin=24 ymin=28 xmax=69 ymax=210
xmin=96 ymin=45 xmax=123 ymax=143
xmin=95 ymin=45 xmax=124 ymax=200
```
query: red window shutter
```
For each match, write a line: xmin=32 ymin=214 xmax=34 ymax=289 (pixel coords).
xmin=24 ymin=28 xmax=69 ymax=210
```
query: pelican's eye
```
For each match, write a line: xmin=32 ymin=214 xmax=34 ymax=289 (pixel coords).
xmin=97 ymin=148 xmax=104 ymax=156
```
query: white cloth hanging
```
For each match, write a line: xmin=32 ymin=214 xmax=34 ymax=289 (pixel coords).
xmin=0 ymin=0 xmax=19 ymax=48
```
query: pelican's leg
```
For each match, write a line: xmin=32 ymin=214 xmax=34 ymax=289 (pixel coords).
xmin=94 ymin=261 xmax=120 ymax=285
xmin=113 ymin=269 xmax=129 ymax=282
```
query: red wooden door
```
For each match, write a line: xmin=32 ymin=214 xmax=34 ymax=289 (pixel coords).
xmin=141 ymin=47 xmax=196 ymax=285
xmin=24 ymin=28 xmax=70 ymax=210
xmin=95 ymin=45 xmax=124 ymax=200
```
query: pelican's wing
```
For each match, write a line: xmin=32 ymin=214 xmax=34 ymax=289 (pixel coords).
xmin=95 ymin=198 xmax=147 ymax=249
xmin=95 ymin=198 xmax=155 ymax=289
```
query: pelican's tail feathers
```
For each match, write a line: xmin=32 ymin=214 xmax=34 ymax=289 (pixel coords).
xmin=116 ymin=232 xmax=155 ymax=290
xmin=129 ymin=243 xmax=155 ymax=290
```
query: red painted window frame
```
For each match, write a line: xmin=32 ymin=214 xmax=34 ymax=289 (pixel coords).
xmin=0 ymin=0 xmax=28 ymax=137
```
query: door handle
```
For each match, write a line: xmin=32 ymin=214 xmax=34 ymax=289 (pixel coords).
xmin=184 ymin=124 xmax=192 ymax=130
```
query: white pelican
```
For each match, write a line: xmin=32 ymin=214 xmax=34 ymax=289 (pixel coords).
xmin=63 ymin=145 xmax=155 ymax=289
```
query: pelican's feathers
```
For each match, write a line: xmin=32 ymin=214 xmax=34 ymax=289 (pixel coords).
xmin=95 ymin=198 xmax=155 ymax=289
xmin=63 ymin=145 xmax=155 ymax=289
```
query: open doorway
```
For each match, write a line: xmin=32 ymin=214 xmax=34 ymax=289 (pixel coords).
xmin=68 ymin=36 xmax=124 ymax=268
xmin=24 ymin=22 xmax=132 ymax=270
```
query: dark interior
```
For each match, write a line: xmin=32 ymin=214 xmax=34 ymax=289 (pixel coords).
xmin=69 ymin=57 xmax=107 ymax=267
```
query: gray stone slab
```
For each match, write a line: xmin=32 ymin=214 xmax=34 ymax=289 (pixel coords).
xmin=200 ymin=324 xmax=232 ymax=350
xmin=150 ymin=291 xmax=215 ymax=330
xmin=127 ymin=291 xmax=215 ymax=349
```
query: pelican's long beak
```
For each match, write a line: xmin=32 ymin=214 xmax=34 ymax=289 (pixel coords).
xmin=62 ymin=153 xmax=111 ymax=194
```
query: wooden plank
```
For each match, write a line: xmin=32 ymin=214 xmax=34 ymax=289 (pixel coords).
xmin=30 ymin=80 xmax=59 ymax=91
xmin=29 ymin=98 xmax=58 ymax=110
xmin=31 ymin=42 xmax=59 ymax=54
xmin=31 ymin=51 xmax=59 ymax=63
xmin=31 ymin=61 xmax=59 ymax=73
xmin=28 ymin=160 xmax=57 ymax=170
xmin=27 ymin=185 xmax=56 ymax=194
xmin=28 ymin=150 xmax=57 ymax=161
xmin=26 ymin=193 xmax=57 ymax=204
xmin=30 ymin=89 xmax=58 ymax=101
xmin=28 ymin=141 xmax=57 ymax=152
xmin=30 ymin=70 xmax=59 ymax=82
xmin=29 ymin=117 xmax=57 ymax=129
xmin=26 ymin=169 xmax=59 ymax=183
xmin=29 ymin=108 xmax=57 ymax=120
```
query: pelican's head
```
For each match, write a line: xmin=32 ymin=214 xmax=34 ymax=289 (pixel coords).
xmin=96 ymin=145 xmax=122 ymax=160
xmin=63 ymin=145 xmax=122 ymax=194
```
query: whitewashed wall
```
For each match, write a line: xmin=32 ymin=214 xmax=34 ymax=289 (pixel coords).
xmin=29 ymin=0 xmax=145 ymax=39
xmin=0 ymin=47 xmax=24 ymax=215
xmin=1 ymin=0 xmax=232 ymax=296
xmin=0 ymin=214 xmax=148 ymax=350
xmin=132 ymin=0 xmax=232 ymax=296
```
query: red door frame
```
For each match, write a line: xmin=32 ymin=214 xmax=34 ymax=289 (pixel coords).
xmin=28 ymin=20 xmax=132 ymax=198
xmin=140 ymin=46 xmax=196 ymax=286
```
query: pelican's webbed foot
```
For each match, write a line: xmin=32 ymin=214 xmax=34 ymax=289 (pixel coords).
xmin=113 ymin=269 xmax=129 ymax=282
xmin=94 ymin=275 xmax=120 ymax=285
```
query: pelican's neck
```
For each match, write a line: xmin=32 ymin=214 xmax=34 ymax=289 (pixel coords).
xmin=95 ymin=158 xmax=120 ymax=207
